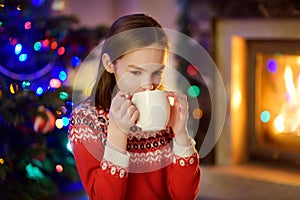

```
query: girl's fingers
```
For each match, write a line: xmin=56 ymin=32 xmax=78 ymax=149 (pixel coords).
xmin=118 ymin=99 xmax=131 ymax=116
xmin=111 ymin=91 xmax=131 ymax=111
xmin=165 ymin=91 xmax=187 ymax=101
xmin=127 ymin=104 xmax=137 ymax=116
xmin=130 ymin=109 xmax=139 ymax=124
xmin=166 ymin=91 xmax=188 ymax=109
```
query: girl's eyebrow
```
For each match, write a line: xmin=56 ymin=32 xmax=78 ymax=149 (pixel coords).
xmin=128 ymin=64 xmax=165 ymax=71
xmin=128 ymin=64 xmax=145 ymax=71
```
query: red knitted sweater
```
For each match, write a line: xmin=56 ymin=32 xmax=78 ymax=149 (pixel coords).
xmin=69 ymin=102 xmax=201 ymax=200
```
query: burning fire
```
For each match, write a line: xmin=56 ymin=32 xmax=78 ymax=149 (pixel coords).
xmin=273 ymin=65 xmax=300 ymax=135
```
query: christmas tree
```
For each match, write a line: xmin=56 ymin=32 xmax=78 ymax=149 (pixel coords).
xmin=0 ymin=0 xmax=107 ymax=199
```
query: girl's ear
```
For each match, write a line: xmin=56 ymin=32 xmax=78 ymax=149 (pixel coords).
xmin=102 ymin=53 xmax=114 ymax=73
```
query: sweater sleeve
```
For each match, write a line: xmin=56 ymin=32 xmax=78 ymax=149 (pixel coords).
xmin=69 ymin=105 xmax=129 ymax=200
xmin=167 ymin=137 xmax=201 ymax=200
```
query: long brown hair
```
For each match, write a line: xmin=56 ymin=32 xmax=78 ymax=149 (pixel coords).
xmin=93 ymin=13 xmax=169 ymax=109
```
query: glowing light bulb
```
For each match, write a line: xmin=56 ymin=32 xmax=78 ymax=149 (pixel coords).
xmin=15 ymin=43 xmax=22 ymax=55
xmin=42 ymin=39 xmax=49 ymax=47
xmin=72 ymin=56 xmax=81 ymax=67
xmin=19 ymin=54 xmax=28 ymax=62
xmin=34 ymin=41 xmax=42 ymax=51
xmin=57 ymin=47 xmax=65 ymax=55
xmin=58 ymin=71 xmax=67 ymax=82
xmin=24 ymin=21 xmax=31 ymax=30
xmin=55 ymin=119 xmax=63 ymax=129
xmin=56 ymin=164 xmax=63 ymax=173
xmin=59 ymin=91 xmax=68 ymax=100
xmin=31 ymin=0 xmax=45 ymax=7
xmin=66 ymin=140 xmax=73 ymax=153
xmin=22 ymin=81 xmax=30 ymax=89
xmin=62 ymin=117 xmax=69 ymax=126
xmin=36 ymin=87 xmax=44 ymax=95
xmin=49 ymin=78 xmax=61 ymax=88
xmin=51 ymin=41 xmax=58 ymax=50
xmin=9 ymin=83 xmax=18 ymax=94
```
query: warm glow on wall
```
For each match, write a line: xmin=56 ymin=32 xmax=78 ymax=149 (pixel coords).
xmin=231 ymin=36 xmax=246 ymax=111
xmin=232 ymin=90 xmax=242 ymax=109
xmin=297 ymin=56 xmax=300 ymax=65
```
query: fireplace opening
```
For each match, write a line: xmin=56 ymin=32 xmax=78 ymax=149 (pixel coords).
xmin=247 ymin=40 xmax=300 ymax=168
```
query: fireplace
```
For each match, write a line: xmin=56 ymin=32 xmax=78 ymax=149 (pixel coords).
xmin=248 ymin=40 xmax=300 ymax=166
xmin=214 ymin=19 xmax=300 ymax=167
xmin=197 ymin=18 xmax=300 ymax=200
xmin=197 ymin=18 xmax=300 ymax=199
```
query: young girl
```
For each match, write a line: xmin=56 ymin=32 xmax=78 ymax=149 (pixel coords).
xmin=69 ymin=13 xmax=200 ymax=200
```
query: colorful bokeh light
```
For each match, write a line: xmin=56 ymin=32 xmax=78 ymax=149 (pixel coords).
xmin=72 ymin=56 xmax=81 ymax=67
xmin=260 ymin=110 xmax=271 ymax=123
xmin=49 ymin=78 xmax=61 ymax=88
xmin=56 ymin=164 xmax=63 ymax=173
xmin=55 ymin=119 xmax=63 ymax=129
xmin=187 ymin=65 xmax=198 ymax=76
xmin=34 ymin=41 xmax=42 ymax=51
xmin=15 ymin=43 xmax=22 ymax=54
xmin=9 ymin=83 xmax=18 ymax=94
xmin=62 ymin=117 xmax=69 ymax=126
xmin=59 ymin=91 xmax=68 ymax=100
xmin=192 ymin=108 xmax=203 ymax=119
xmin=58 ymin=71 xmax=67 ymax=81
xmin=66 ymin=140 xmax=73 ymax=153
xmin=31 ymin=0 xmax=45 ymax=7
xmin=187 ymin=85 xmax=200 ymax=98
xmin=51 ymin=41 xmax=58 ymax=50
xmin=42 ymin=39 xmax=49 ymax=48
xmin=57 ymin=47 xmax=65 ymax=55
xmin=19 ymin=54 xmax=27 ymax=62
xmin=36 ymin=87 xmax=44 ymax=95
xmin=24 ymin=21 xmax=31 ymax=30
xmin=267 ymin=59 xmax=278 ymax=73
xmin=22 ymin=81 xmax=30 ymax=89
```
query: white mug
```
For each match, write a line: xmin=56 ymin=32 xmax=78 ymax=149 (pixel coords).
xmin=131 ymin=90 xmax=170 ymax=131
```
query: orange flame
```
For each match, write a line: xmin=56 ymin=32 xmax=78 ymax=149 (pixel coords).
xmin=273 ymin=65 xmax=300 ymax=135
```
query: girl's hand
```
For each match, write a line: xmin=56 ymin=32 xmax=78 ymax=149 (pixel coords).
xmin=109 ymin=91 xmax=139 ymax=134
xmin=166 ymin=91 xmax=191 ymax=146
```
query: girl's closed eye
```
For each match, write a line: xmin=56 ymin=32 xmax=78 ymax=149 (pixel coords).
xmin=153 ymin=70 xmax=163 ymax=76
xmin=130 ymin=71 xmax=142 ymax=75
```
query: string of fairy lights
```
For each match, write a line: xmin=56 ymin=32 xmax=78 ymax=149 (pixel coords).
xmin=0 ymin=0 xmax=83 ymax=135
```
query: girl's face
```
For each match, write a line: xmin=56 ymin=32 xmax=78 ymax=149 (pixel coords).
xmin=112 ymin=46 xmax=167 ymax=94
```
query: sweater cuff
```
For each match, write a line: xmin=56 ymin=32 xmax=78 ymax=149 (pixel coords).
xmin=173 ymin=137 xmax=196 ymax=158
xmin=104 ymin=145 xmax=130 ymax=169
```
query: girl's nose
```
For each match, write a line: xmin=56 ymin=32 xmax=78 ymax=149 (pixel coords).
xmin=140 ymin=75 xmax=155 ymax=91
xmin=141 ymin=82 xmax=154 ymax=90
